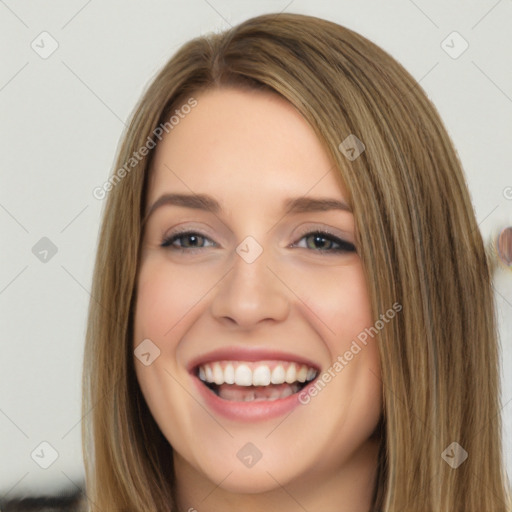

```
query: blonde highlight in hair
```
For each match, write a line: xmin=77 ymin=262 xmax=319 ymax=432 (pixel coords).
xmin=82 ymin=12 xmax=511 ymax=511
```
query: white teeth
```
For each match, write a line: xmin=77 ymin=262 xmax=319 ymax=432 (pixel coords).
xmin=234 ymin=364 xmax=252 ymax=386
xmin=270 ymin=365 xmax=286 ymax=384
xmin=224 ymin=363 xmax=235 ymax=384
xmin=252 ymin=366 xmax=271 ymax=386
xmin=212 ymin=363 xmax=224 ymax=385
xmin=296 ymin=365 xmax=308 ymax=383
xmin=197 ymin=361 xmax=318 ymax=387
xmin=285 ymin=364 xmax=297 ymax=383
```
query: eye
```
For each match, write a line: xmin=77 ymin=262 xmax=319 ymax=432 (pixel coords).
xmin=160 ymin=230 xmax=216 ymax=251
xmin=160 ymin=229 xmax=355 ymax=254
xmin=292 ymin=231 xmax=356 ymax=254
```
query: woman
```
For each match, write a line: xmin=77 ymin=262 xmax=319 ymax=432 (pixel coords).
xmin=82 ymin=12 xmax=511 ymax=511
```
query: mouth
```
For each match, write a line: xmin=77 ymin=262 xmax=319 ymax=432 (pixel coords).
xmin=194 ymin=360 xmax=319 ymax=402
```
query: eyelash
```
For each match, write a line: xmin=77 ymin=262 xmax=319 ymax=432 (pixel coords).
xmin=160 ymin=230 xmax=356 ymax=254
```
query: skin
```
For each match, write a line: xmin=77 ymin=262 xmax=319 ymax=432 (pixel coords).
xmin=133 ymin=87 xmax=382 ymax=511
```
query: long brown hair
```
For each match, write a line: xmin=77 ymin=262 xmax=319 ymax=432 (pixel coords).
xmin=82 ymin=12 xmax=511 ymax=511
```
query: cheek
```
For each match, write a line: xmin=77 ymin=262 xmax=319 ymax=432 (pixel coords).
xmin=133 ymin=258 xmax=212 ymax=345
xmin=294 ymin=260 xmax=381 ymax=394
xmin=134 ymin=266 xmax=174 ymax=343
xmin=132 ymin=258 xmax=212 ymax=455
xmin=292 ymin=261 xmax=374 ymax=347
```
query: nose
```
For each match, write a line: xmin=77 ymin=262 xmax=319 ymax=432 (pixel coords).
xmin=210 ymin=245 xmax=290 ymax=329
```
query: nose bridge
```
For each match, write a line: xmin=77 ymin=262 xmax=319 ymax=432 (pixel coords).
xmin=210 ymin=236 xmax=290 ymax=327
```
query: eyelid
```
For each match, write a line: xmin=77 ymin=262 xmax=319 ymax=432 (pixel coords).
xmin=294 ymin=224 xmax=342 ymax=238
xmin=161 ymin=222 xmax=217 ymax=241
xmin=292 ymin=223 xmax=354 ymax=243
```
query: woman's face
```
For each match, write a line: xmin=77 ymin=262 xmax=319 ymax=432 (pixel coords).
xmin=134 ymin=87 xmax=382 ymax=499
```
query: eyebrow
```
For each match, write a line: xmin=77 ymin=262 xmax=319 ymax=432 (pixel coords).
xmin=143 ymin=193 xmax=352 ymax=223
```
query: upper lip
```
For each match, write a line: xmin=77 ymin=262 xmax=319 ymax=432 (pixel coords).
xmin=187 ymin=346 xmax=321 ymax=373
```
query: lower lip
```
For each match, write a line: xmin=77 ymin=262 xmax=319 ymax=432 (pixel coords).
xmin=192 ymin=375 xmax=312 ymax=422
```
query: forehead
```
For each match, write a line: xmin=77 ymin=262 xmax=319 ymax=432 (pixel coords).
xmin=147 ymin=87 xmax=348 ymax=207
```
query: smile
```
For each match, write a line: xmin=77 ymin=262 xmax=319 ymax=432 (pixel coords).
xmin=196 ymin=360 xmax=318 ymax=402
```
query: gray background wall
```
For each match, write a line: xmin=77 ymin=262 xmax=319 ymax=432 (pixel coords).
xmin=1 ymin=0 xmax=511 ymax=496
